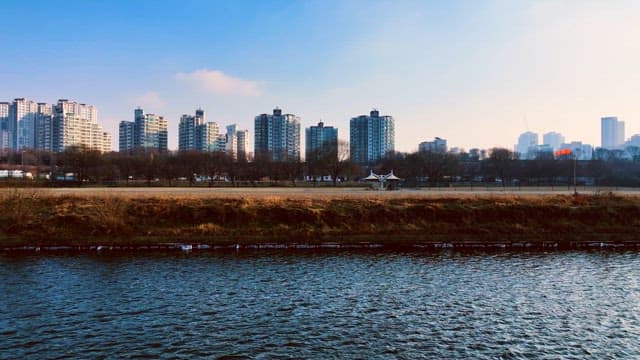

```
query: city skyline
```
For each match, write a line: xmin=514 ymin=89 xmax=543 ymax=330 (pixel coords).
xmin=2 ymin=1 xmax=640 ymax=152
xmin=4 ymin=95 xmax=640 ymax=160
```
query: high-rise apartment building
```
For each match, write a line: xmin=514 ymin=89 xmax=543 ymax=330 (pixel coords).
xmin=101 ymin=131 xmax=112 ymax=153
xmin=236 ymin=129 xmax=249 ymax=160
xmin=515 ymin=131 xmax=538 ymax=159
xmin=601 ymin=116 xmax=625 ymax=149
xmin=52 ymin=99 xmax=110 ymax=152
xmin=349 ymin=109 xmax=394 ymax=165
xmin=0 ymin=102 xmax=9 ymax=152
xmin=306 ymin=121 xmax=338 ymax=161
xmin=35 ymin=103 xmax=53 ymax=152
xmin=119 ymin=121 xmax=135 ymax=152
xmin=179 ymin=109 xmax=223 ymax=152
xmin=9 ymin=98 xmax=38 ymax=150
xmin=196 ymin=122 xmax=221 ymax=152
xmin=215 ymin=134 xmax=227 ymax=152
xmin=254 ymin=108 xmax=300 ymax=161
xmin=119 ymin=108 xmax=167 ymax=152
xmin=1 ymin=98 xmax=110 ymax=153
xmin=543 ymin=132 xmax=565 ymax=152
xmin=419 ymin=137 xmax=447 ymax=153
xmin=226 ymin=124 xmax=250 ymax=161
xmin=178 ymin=111 xmax=204 ymax=151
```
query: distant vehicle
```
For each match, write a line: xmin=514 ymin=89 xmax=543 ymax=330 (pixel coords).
xmin=0 ymin=170 xmax=33 ymax=179
xmin=55 ymin=173 xmax=76 ymax=181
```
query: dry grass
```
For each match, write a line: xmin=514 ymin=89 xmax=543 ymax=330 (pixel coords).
xmin=12 ymin=186 xmax=640 ymax=200
xmin=0 ymin=189 xmax=639 ymax=246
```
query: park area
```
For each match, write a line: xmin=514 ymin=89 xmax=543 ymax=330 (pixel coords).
xmin=27 ymin=185 xmax=640 ymax=198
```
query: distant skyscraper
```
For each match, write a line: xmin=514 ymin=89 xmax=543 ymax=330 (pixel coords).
xmin=515 ymin=131 xmax=538 ymax=159
xmin=559 ymin=141 xmax=593 ymax=160
xmin=52 ymin=99 xmax=110 ymax=152
xmin=350 ymin=109 xmax=395 ymax=164
xmin=236 ymin=129 xmax=249 ymax=159
xmin=179 ymin=109 xmax=205 ymax=151
xmin=0 ymin=102 xmax=9 ymax=152
xmin=136 ymin=109 xmax=167 ymax=151
xmin=179 ymin=109 xmax=222 ymax=152
xmin=306 ymin=121 xmax=338 ymax=161
xmin=196 ymin=121 xmax=221 ymax=152
xmin=226 ymin=124 xmax=250 ymax=161
xmin=419 ymin=137 xmax=447 ymax=153
xmin=543 ymin=132 xmax=565 ymax=152
xmin=215 ymin=133 xmax=227 ymax=152
xmin=254 ymin=108 xmax=300 ymax=161
xmin=119 ymin=108 xmax=167 ymax=152
xmin=101 ymin=132 xmax=112 ymax=153
xmin=601 ymin=116 xmax=625 ymax=149
xmin=626 ymin=134 xmax=640 ymax=148
xmin=36 ymin=103 xmax=53 ymax=151
xmin=9 ymin=98 xmax=38 ymax=150
xmin=119 ymin=121 xmax=135 ymax=152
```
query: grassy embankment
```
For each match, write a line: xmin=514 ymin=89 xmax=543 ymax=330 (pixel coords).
xmin=1 ymin=189 xmax=639 ymax=247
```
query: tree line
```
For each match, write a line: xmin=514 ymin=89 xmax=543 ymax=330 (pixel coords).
xmin=3 ymin=145 xmax=640 ymax=187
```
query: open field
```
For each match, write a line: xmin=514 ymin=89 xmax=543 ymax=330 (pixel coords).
xmin=17 ymin=186 xmax=640 ymax=199
xmin=1 ymin=188 xmax=640 ymax=249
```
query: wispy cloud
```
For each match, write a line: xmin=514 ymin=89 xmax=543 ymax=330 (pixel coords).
xmin=175 ymin=69 xmax=262 ymax=96
xmin=131 ymin=90 xmax=165 ymax=110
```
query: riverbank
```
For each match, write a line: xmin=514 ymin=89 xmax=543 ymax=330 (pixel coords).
xmin=1 ymin=189 xmax=639 ymax=250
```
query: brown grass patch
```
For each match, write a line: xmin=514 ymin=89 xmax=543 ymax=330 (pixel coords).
xmin=0 ymin=191 xmax=639 ymax=246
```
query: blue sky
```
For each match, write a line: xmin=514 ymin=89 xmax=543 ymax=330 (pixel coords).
xmin=2 ymin=0 xmax=640 ymax=152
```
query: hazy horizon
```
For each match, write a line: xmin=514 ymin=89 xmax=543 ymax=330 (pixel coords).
xmin=2 ymin=0 xmax=639 ymax=152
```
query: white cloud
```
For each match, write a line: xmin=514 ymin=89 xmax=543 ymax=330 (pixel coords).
xmin=131 ymin=90 xmax=165 ymax=110
xmin=175 ymin=69 xmax=262 ymax=96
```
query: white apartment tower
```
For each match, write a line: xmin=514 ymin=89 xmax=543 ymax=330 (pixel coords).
xmin=53 ymin=99 xmax=110 ymax=152
xmin=226 ymin=124 xmax=250 ymax=160
xmin=419 ymin=137 xmax=447 ymax=153
xmin=515 ymin=131 xmax=539 ymax=159
xmin=1 ymin=98 xmax=111 ymax=153
xmin=601 ymin=116 xmax=625 ymax=150
xmin=543 ymin=132 xmax=565 ymax=152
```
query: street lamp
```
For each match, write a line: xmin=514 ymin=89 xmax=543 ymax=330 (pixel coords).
xmin=573 ymin=152 xmax=577 ymax=195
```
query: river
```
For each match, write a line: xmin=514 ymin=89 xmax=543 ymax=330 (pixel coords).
xmin=1 ymin=250 xmax=639 ymax=359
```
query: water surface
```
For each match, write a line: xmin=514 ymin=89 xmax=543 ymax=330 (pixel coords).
xmin=1 ymin=250 xmax=639 ymax=358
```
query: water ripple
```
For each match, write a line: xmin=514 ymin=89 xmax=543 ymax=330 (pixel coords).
xmin=2 ymin=251 xmax=640 ymax=358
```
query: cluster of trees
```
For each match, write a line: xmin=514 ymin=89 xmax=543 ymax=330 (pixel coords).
xmin=3 ymin=146 xmax=355 ymax=186
xmin=4 ymin=145 xmax=640 ymax=187
xmin=377 ymin=148 xmax=640 ymax=187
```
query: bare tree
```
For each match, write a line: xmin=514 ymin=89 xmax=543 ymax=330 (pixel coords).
xmin=322 ymin=140 xmax=353 ymax=186
xmin=488 ymin=148 xmax=517 ymax=187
